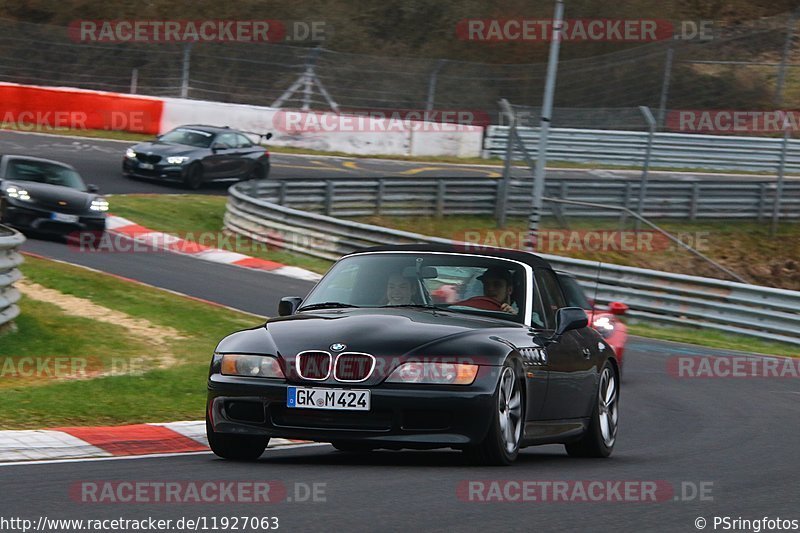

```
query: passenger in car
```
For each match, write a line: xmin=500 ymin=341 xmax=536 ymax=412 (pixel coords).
xmin=385 ymin=272 xmax=414 ymax=305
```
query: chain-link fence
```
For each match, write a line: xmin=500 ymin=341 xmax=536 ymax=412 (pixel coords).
xmin=1 ymin=14 xmax=800 ymax=127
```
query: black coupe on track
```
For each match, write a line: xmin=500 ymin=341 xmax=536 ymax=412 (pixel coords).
xmin=0 ymin=155 xmax=107 ymax=235
xmin=206 ymin=244 xmax=621 ymax=465
xmin=122 ymin=125 xmax=271 ymax=189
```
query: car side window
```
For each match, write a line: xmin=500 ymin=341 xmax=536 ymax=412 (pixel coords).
xmin=236 ymin=134 xmax=253 ymax=148
xmin=215 ymin=133 xmax=238 ymax=149
xmin=535 ymin=269 xmax=566 ymax=329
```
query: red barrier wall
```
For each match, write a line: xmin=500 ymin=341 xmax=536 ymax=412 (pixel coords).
xmin=0 ymin=82 xmax=163 ymax=134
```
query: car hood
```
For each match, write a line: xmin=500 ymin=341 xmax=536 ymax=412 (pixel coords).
xmin=3 ymin=181 xmax=94 ymax=211
xmin=216 ymin=308 xmax=523 ymax=382
xmin=131 ymin=141 xmax=198 ymax=157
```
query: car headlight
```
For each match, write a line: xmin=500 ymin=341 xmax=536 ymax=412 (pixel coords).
xmin=166 ymin=156 xmax=190 ymax=165
xmin=220 ymin=354 xmax=285 ymax=379
xmin=592 ymin=316 xmax=615 ymax=339
xmin=386 ymin=362 xmax=478 ymax=385
xmin=5 ymin=187 xmax=31 ymax=201
xmin=90 ymin=198 xmax=109 ymax=212
xmin=125 ymin=148 xmax=136 ymax=159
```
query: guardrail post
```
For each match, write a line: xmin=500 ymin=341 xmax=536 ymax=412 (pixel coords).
xmin=376 ymin=179 xmax=385 ymax=216
xmin=758 ymin=183 xmax=767 ymax=221
xmin=636 ymin=106 xmax=657 ymax=230
xmin=324 ymin=181 xmax=335 ymax=216
xmin=278 ymin=181 xmax=288 ymax=206
xmin=435 ymin=180 xmax=446 ymax=219
xmin=689 ymin=183 xmax=700 ymax=221
xmin=619 ymin=181 xmax=632 ymax=227
xmin=771 ymin=119 xmax=791 ymax=235
xmin=180 ymin=43 xmax=192 ymax=98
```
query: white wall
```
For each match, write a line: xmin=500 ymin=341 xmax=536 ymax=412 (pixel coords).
xmin=160 ymin=97 xmax=483 ymax=157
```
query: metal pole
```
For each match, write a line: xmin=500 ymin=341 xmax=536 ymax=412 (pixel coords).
xmin=771 ymin=113 xmax=791 ymax=235
xmin=496 ymin=99 xmax=516 ymax=228
xmin=527 ymin=0 xmax=563 ymax=252
xmin=426 ymin=60 xmax=446 ymax=111
xmin=637 ymin=106 xmax=657 ymax=230
xmin=775 ymin=10 xmax=799 ymax=107
xmin=656 ymin=46 xmax=674 ymax=130
xmin=130 ymin=68 xmax=138 ymax=94
xmin=180 ymin=44 xmax=192 ymax=98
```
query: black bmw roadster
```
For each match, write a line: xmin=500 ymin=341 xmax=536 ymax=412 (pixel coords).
xmin=206 ymin=244 xmax=620 ymax=465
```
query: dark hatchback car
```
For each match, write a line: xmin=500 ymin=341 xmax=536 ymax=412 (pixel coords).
xmin=123 ymin=125 xmax=271 ymax=189
xmin=207 ymin=245 xmax=621 ymax=465
xmin=0 ymin=155 xmax=107 ymax=235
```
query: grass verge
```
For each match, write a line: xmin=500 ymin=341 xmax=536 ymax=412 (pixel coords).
xmin=352 ymin=215 xmax=800 ymax=290
xmin=0 ymin=255 xmax=259 ymax=429
xmin=628 ymin=323 xmax=798 ymax=358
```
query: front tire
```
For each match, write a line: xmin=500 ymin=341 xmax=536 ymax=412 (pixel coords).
xmin=565 ymin=361 xmax=619 ymax=458
xmin=184 ymin=163 xmax=204 ymax=190
xmin=206 ymin=417 xmax=269 ymax=461
xmin=464 ymin=361 xmax=524 ymax=466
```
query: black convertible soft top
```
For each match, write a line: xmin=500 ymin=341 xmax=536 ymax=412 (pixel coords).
xmin=354 ymin=243 xmax=553 ymax=270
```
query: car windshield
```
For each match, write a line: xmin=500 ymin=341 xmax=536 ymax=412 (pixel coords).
xmin=301 ymin=252 xmax=528 ymax=324
xmin=6 ymin=160 xmax=87 ymax=190
xmin=558 ymin=275 xmax=592 ymax=310
xmin=158 ymin=128 xmax=214 ymax=148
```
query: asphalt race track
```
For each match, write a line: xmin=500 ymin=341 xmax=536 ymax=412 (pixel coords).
xmin=5 ymin=129 xmax=800 ymax=531
xmin=0 ymin=334 xmax=797 ymax=531
xmin=1 ymin=130 xmax=794 ymax=197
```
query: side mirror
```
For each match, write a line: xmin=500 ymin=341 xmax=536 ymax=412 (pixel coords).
xmin=278 ymin=296 xmax=303 ymax=316
xmin=554 ymin=307 xmax=588 ymax=337
xmin=265 ymin=132 xmax=273 ymax=140
xmin=608 ymin=301 xmax=628 ymax=316
xmin=211 ymin=142 xmax=226 ymax=152
xmin=87 ymin=184 xmax=99 ymax=193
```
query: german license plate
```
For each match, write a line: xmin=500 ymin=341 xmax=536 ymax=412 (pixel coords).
xmin=51 ymin=212 xmax=79 ymax=223
xmin=287 ymin=386 xmax=370 ymax=411
xmin=139 ymin=162 xmax=154 ymax=169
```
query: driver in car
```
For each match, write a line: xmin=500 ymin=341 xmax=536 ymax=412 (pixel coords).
xmin=456 ymin=267 xmax=516 ymax=313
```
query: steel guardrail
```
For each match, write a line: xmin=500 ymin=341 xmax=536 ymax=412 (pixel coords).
xmin=484 ymin=126 xmax=800 ymax=174
xmin=0 ymin=224 xmax=25 ymax=331
xmin=236 ymin=177 xmax=800 ymax=220
xmin=225 ymin=183 xmax=800 ymax=346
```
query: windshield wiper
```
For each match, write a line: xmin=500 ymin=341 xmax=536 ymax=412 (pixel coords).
xmin=298 ymin=302 xmax=360 ymax=311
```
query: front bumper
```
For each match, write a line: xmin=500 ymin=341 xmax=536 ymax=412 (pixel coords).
xmin=122 ymin=158 xmax=186 ymax=182
xmin=207 ymin=367 xmax=501 ymax=449
xmin=2 ymin=202 xmax=106 ymax=235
